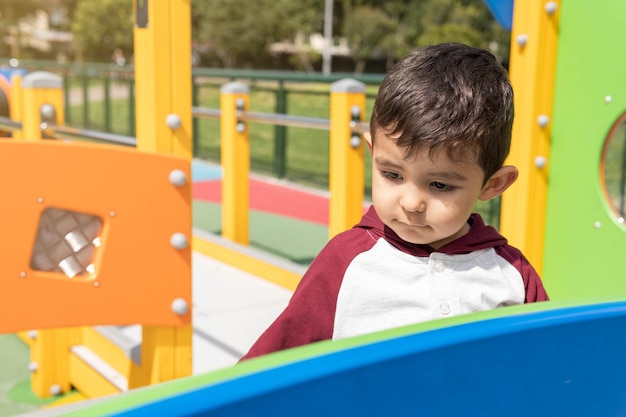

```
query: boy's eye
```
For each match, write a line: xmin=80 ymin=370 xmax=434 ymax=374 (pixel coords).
xmin=431 ymin=181 xmax=453 ymax=191
xmin=382 ymin=171 xmax=402 ymax=180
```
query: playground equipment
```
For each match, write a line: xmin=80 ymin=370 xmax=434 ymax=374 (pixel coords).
xmin=1 ymin=0 xmax=625 ymax=413
xmin=20 ymin=298 xmax=626 ymax=417
xmin=0 ymin=0 xmax=194 ymax=400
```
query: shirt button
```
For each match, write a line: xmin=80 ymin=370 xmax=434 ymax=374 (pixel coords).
xmin=433 ymin=261 xmax=445 ymax=273
xmin=440 ymin=302 xmax=450 ymax=315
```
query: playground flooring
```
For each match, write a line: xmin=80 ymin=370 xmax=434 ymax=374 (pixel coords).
xmin=0 ymin=159 xmax=336 ymax=416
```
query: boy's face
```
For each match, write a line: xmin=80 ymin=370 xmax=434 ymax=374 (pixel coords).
xmin=366 ymin=128 xmax=487 ymax=249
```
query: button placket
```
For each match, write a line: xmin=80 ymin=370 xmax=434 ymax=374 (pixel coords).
xmin=439 ymin=302 xmax=451 ymax=315
xmin=432 ymin=260 xmax=445 ymax=273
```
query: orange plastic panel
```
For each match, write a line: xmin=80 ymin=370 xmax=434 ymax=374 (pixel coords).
xmin=0 ymin=140 xmax=191 ymax=333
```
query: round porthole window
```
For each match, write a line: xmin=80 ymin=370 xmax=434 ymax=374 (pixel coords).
xmin=601 ymin=112 xmax=626 ymax=225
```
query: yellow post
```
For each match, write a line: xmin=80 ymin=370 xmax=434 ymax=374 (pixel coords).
xmin=133 ymin=0 xmax=192 ymax=158
xmin=132 ymin=0 xmax=193 ymax=386
xmin=329 ymin=79 xmax=366 ymax=239
xmin=9 ymin=74 xmax=23 ymax=139
xmin=220 ymin=82 xmax=250 ymax=245
xmin=499 ymin=0 xmax=560 ymax=274
xmin=29 ymin=328 xmax=81 ymax=398
xmin=19 ymin=71 xmax=69 ymax=398
xmin=20 ymin=71 xmax=64 ymax=141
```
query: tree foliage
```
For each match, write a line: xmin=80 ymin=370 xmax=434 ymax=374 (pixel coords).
xmin=70 ymin=0 xmax=133 ymax=62
xmin=342 ymin=0 xmax=510 ymax=72
xmin=191 ymin=0 xmax=322 ymax=68
xmin=4 ymin=0 xmax=511 ymax=71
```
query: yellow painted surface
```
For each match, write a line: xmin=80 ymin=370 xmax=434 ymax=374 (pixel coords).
xmin=220 ymin=91 xmax=250 ymax=245
xmin=133 ymin=0 xmax=192 ymax=158
xmin=21 ymin=86 xmax=63 ymax=141
xmin=329 ymin=90 xmax=366 ymax=239
xmin=68 ymin=353 xmax=120 ymax=399
xmin=500 ymin=0 xmax=560 ymax=274
xmin=30 ymin=329 xmax=72 ymax=398
xmin=193 ymin=236 xmax=302 ymax=291
xmin=9 ymin=75 xmax=23 ymax=139
xmin=80 ymin=327 xmax=134 ymax=376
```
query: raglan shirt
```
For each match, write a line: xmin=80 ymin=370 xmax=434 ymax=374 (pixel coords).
xmin=241 ymin=206 xmax=549 ymax=360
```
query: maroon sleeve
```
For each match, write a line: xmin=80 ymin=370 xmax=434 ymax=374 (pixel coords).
xmin=240 ymin=230 xmax=370 ymax=360
xmin=495 ymin=245 xmax=550 ymax=303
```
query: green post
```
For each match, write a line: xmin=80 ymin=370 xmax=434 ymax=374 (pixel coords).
xmin=192 ymin=77 xmax=199 ymax=157
xmin=81 ymin=67 xmax=89 ymax=128
xmin=129 ymin=78 xmax=136 ymax=137
xmin=104 ymin=76 xmax=111 ymax=132
xmin=273 ymin=80 xmax=287 ymax=178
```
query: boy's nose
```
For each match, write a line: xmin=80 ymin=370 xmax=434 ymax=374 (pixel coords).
xmin=400 ymin=190 xmax=426 ymax=213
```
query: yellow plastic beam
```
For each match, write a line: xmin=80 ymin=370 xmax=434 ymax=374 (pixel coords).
xmin=500 ymin=0 xmax=560 ymax=274
xmin=20 ymin=72 xmax=64 ymax=141
xmin=133 ymin=0 xmax=193 ymax=384
xmin=220 ymin=82 xmax=251 ymax=245
xmin=329 ymin=79 xmax=366 ymax=239
xmin=133 ymin=0 xmax=192 ymax=158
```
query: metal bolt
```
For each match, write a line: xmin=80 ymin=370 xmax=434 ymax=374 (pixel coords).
xmin=170 ymin=233 xmax=188 ymax=250
xmin=165 ymin=113 xmax=182 ymax=130
xmin=350 ymin=135 xmax=361 ymax=149
xmin=50 ymin=384 xmax=62 ymax=396
xmin=171 ymin=298 xmax=189 ymax=315
xmin=516 ymin=34 xmax=529 ymax=48
xmin=545 ymin=1 xmax=558 ymax=15
xmin=537 ymin=114 xmax=550 ymax=127
xmin=534 ymin=156 xmax=547 ymax=169
xmin=169 ymin=169 xmax=187 ymax=186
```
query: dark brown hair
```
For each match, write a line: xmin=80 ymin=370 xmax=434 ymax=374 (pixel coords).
xmin=370 ymin=43 xmax=514 ymax=181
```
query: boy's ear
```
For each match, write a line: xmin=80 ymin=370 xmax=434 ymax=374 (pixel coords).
xmin=363 ymin=131 xmax=373 ymax=152
xmin=479 ymin=165 xmax=518 ymax=201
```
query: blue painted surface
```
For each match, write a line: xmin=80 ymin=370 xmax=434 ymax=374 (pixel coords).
xmin=191 ymin=160 xmax=222 ymax=182
xmin=0 ymin=67 xmax=27 ymax=82
xmin=111 ymin=300 xmax=626 ymax=417
xmin=483 ymin=0 xmax=514 ymax=31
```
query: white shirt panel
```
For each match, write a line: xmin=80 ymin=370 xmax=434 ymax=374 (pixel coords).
xmin=333 ymin=238 xmax=525 ymax=340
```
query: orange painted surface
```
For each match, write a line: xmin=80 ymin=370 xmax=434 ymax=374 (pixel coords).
xmin=0 ymin=140 xmax=191 ymax=333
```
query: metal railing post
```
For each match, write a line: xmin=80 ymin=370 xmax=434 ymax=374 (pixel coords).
xmin=220 ymin=81 xmax=250 ymax=245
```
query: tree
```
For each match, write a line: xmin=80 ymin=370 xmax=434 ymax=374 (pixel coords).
xmin=70 ymin=0 xmax=133 ymax=62
xmin=343 ymin=6 xmax=396 ymax=74
xmin=192 ymin=0 xmax=322 ymax=68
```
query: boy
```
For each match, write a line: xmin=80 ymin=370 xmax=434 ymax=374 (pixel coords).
xmin=241 ymin=43 xmax=549 ymax=360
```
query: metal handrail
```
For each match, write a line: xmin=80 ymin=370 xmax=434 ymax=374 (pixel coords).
xmin=43 ymin=123 xmax=137 ymax=146
xmin=0 ymin=116 xmax=22 ymax=132
xmin=240 ymin=110 xmax=330 ymax=130
xmin=192 ymin=107 xmax=220 ymax=120
xmin=3 ymin=107 xmax=368 ymax=145
xmin=191 ymin=107 xmax=370 ymax=133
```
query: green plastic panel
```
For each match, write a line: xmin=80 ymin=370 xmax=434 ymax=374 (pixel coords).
xmin=543 ymin=1 xmax=626 ymax=299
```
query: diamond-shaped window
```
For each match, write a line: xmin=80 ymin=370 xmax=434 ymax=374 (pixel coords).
xmin=30 ymin=207 xmax=103 ymax=278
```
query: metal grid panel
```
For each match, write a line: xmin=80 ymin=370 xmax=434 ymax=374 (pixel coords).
xmin=30 ymin=207 xmax=102 ymax=278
